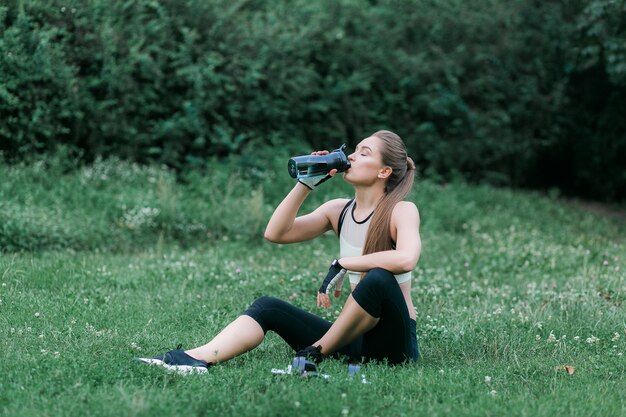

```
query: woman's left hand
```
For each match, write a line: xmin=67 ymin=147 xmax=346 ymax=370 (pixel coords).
xmin=317 ymin=292 xmax=331 ymax=309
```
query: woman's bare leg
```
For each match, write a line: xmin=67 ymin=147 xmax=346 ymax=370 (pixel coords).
xmin=314 ymin=295 xmax=379 ymax=355
xmin=185 ymin=315 xmax=264 ymax=364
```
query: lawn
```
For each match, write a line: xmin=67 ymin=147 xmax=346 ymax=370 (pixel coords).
xmin=0 ymin=157 xmax=624 ymax=416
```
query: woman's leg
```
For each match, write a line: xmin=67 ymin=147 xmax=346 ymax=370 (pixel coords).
xmin=354 ymin=268 xmax=418 ymax=363
xmin=314 ymin=295 xmax=379 ymax=355
xmin=243 ymin=296 xmax=335 ymax=351
xmin=185 ymin=315 xmax=265 ymax=364
xmin=186 ymin=296 xmax=338 ymax=363
xmin=314 ymin=268 xmax=417 ymax=364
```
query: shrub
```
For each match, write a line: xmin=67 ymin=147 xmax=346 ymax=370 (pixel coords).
xmin=0 ymin=0 xmax=623 ymax=200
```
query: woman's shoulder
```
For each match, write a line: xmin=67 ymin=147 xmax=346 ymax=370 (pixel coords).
xmin=317 ymin=198 xmax=353 ymax=233
xmin=394 ymin=200 xmax=418 ymax=210
xmin=320 ymin=198 xmax=353 ymax=214
xmin=392 ymin=200 xmax=420 ymax=221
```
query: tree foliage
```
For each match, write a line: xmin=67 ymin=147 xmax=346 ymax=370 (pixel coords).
xmin=0 ymin=0 xmax=624 ymax=200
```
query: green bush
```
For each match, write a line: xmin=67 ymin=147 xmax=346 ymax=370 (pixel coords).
xmin=0 ymin=0 xmax=624 ymax=200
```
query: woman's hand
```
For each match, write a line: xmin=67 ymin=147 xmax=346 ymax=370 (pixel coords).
xmin=317 ymin=259 xmax=346 ymax=308
xmin=317 ymin=292 xmax=331 ymax=309
xmin=317 ymin=287 xmax=343 ymax=309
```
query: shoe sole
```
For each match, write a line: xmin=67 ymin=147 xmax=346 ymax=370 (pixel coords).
xmin=133 ymin=357 xmax=208 ymax=374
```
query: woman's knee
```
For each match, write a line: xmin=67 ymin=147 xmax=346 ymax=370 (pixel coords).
xmin=248 ymin=295 xmax=279 ymax=309
xmin=361 ymin=268 xmax=395 ymax=290
xmin=351 ymin=268 xmax=395 ymax=318
xmin=243 ymin=296 xmax=282 ymax=332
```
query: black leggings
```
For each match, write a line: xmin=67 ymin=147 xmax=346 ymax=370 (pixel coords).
xmin=243 ymin=268 xmax=419 ymax=364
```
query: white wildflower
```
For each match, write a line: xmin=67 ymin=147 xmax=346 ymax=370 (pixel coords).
xmin=484 ymin=376 xmax=492 ymax=384
xmin=586 ymin=336 xmax=599 ymax=344
xmin=611 ymin=333 xmax=620 ymax=342
xmin=122 ymin=206 xmax=160 ymax=230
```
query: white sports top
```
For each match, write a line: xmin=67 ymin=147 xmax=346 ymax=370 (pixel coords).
xmin=338 ymin=199 xmax=412 ymax=285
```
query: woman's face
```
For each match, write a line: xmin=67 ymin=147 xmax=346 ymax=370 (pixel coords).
xmin=343 ymin=136 xmax=389 ymax=186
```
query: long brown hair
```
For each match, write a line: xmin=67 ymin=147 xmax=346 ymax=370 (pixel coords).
xmin=361 ymin=130 xmax=416 ymax=256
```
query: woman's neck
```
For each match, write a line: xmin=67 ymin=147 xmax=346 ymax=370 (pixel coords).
xmin=353 ymin=185 xmax=385 ymax=213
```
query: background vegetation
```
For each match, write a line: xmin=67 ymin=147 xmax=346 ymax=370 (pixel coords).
xmin=1 ymin=0 xmax=625 ymax=201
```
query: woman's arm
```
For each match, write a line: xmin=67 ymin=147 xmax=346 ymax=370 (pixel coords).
xmin=264 ymin=183 xmax=347 ymax=244
xmin=339 ymin=201 xmax=421 ymax=274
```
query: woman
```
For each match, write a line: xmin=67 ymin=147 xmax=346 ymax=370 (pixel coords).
xmin=135 ymin=130 xmax=421 ymax=373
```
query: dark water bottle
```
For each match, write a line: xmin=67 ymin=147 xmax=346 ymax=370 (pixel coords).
xmin=288 ymin=144 xmax=351 ymax=179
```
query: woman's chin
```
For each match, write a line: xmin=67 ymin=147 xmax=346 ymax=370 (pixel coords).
xmin=342 ymin=171 xmax=353 ymax=183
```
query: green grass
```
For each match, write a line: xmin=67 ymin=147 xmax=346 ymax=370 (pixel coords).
xmin=1 ymin=156 xmax=625 ymax=416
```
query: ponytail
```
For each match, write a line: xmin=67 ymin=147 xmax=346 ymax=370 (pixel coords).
xmin=361 ymin=132 xmax=415 ymax=256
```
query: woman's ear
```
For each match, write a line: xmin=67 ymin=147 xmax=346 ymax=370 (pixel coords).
xmin=378 ymin=166 xmax=392 ymax=179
